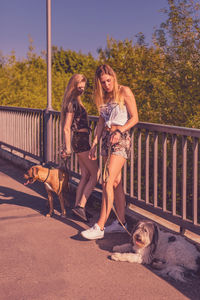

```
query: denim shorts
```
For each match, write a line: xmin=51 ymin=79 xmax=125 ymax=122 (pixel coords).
xmin=72 ymin=132 xmax=91 ymax=153
xmin=101 ymin=130 xmax=131 ymax=159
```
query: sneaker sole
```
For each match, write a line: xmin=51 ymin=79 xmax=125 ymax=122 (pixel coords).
xmin=81 ymin=232 xmax=104 ymax=240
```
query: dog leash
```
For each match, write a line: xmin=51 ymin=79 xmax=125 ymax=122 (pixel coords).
xmin=42 ymin=168 xmax=50 ymax=183
xmin=42 ymin=167 xmax=62 ymax=195
xmin=103 ymin=132 xmax=132 ymax=237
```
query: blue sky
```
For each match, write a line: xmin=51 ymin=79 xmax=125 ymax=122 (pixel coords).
xmin=1 ymin=0 xmax=168 ymax=60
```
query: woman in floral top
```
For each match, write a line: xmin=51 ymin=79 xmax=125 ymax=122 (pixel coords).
xmin=81 ymin=65 xmax=139 ymax=239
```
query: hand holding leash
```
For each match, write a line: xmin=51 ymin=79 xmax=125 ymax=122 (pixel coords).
xmin=61 ymin=148 xmax=71 ymax=159
xmin=110 ymin=129 xmax=122 ymax=145
xmin=89 ymin=144 xmax=97 ymax=160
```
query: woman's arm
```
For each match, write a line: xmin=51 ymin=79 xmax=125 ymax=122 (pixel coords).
xmin=62 ymin=112 xmax=74 ymax=156
xmin=119 ymin=86 xmax=139 ymax=133
xmin=110 ymin=86 xmax=139 ymax=144
xmin=92 ymin=115 xmax=105 ymax=146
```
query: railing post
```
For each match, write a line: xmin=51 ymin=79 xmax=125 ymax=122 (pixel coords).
xmin=43 ymin=109 xmax=53 ymax=163
xmin=43 ymin=0 xmax=53 ymax=164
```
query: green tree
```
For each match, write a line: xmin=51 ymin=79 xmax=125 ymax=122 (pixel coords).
xmin=153 ymin=0 xmax=200 ymax=127
xmin=52 ymin=47 xmax=98 ymax=114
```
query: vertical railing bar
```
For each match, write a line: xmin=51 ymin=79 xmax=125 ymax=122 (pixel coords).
xmin=12 ymin=112 xmax=14 ymax=146
xmin=10 ymin=111 xmax=13 ymax=146
xmin=58 ymin=114 xmax=62 ymax=165
xmin=8 ymin=111 xmax=11 ymax=146
xmin=24 ymin=112 xmax=26 ymax=154
xmin=172 ymin=134 xmax=177 ymax=216
xmin=32 ymin=112 xmax=35 ymax=155
xmin=182 ymin=136 xmax=187 ymax=220
xmin=37 ymin=113 xmax=40 ymax=157
xmin=40 ymin=112 xmax=42 ymax=161
xmin=27 ymin=113 xmax=30 ymax=153
xmin=55 ymin=116 xmax=58 ymax=164
xmin=162 ymin=132 xmax=167 ymax=211
xmin=154 ymin=132 xmax=158 ymax=207
xmin=20 ymin=112 xmax=22 ymax=150
xmin=15 ymin=112 xmax=17 ymax=149
xmin=137 ymin=128 xmax=141 ymax=200
xmin=70 ymin=153 xmax=74 ymax=172
xmin=75 ymin=153 xmax=78 ymax=173
xmin=35 ymin=112 xmax=37 ymax=156
xmin=123 ymin=160 xmax=127 ymax=194
xmin=89 ymin=120 xmax=92 ymax=145
xmin=21 ymin=112 xmax=23 ymax=151
xmin=192 ymin=137 xmax=198 ymax=225
xmin=145 ymin=130 xmax=149 ymax=204
xmin=34 ymin=112 xmax=37 ymax=155
xmin=24 ymin=112 xmax=26 ymax=152
xmin=31 ymin=113 xmax=34 ymax=156
xmin=130 ymin=130 xmax=134 ymax=198
xmin=6 ymin=111 xmax=9 ymax=145
xmin=25 ymin=113 xmax=28 ymax=154
xmin=99 ymin=138 xmax=103 ymax=185
xmin=52 ymin=115 xmax=55 ymax=163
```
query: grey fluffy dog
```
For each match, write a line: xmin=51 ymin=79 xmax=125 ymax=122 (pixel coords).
xmin=111 ymin=220 xmax=200 ymax=281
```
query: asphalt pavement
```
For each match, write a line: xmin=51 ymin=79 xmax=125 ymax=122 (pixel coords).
xmin=0 ymin=158 xmax=200 ymax=300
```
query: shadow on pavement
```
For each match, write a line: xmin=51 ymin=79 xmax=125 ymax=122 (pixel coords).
xmin=1 ymin=159 xmax=200 ymax=299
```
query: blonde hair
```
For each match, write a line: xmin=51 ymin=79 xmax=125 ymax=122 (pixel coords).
xmin=94 ymin=64 xmax=124 ymax=111
xmin=61 ymin=74 xmax=87 ymax=129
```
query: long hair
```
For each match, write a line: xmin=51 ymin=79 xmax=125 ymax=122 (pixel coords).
xmin=94 ymin=64 xmax=124 ymax=111
xmin=61 ymin=74 xmax=87 ymax=129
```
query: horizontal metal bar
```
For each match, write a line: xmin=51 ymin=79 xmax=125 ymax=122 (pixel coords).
xmin=137 ymin=122 xmax=200 ymax=138
xmin=0 ymin=105 xmax=43 ymax=114
xmin=0 ymin=142 xmax=43 ymax=162
xmin=127 ymin=195 xmax=200 ymax=235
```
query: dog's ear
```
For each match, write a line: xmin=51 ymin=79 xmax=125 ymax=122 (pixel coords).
xmin=132 ymin=221 xmax=142 ymax=233
xmin=130 ymin=221 xmax=141 ymax=243
xmin=151 ymin=223 xmax=159 ymax=254
xmin=32 ymin=166 xmax=39 ymax=178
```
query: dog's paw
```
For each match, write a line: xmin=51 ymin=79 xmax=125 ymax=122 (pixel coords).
xmin=111 ymin=253 xmax=121 ymax=261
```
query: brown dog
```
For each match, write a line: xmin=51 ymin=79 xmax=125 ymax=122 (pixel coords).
xmin=24 ymin=165 xmax=69 ymax=217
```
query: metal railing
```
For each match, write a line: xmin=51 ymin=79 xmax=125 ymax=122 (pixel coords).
xmin=0 ymin=106 xmax=199 ymax=234
xmin=0 ymin=106 xmax=43 ymax=162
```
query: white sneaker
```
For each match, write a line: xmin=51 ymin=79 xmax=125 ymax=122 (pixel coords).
xmin=81 ymin=223 xmax=104 ymax=240
xmin=104 ymin=219 xmax=127 ymax=233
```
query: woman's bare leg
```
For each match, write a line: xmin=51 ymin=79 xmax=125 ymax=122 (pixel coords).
xmin=75 ymin=151 xmax=99 ymax=207
xmin=97 ymin=155 xmax=125 ymax=230
xmin=113 ymin=177 xmax=126 ymax=224
xmin=75 ymin=157 xmax=90 ymax=207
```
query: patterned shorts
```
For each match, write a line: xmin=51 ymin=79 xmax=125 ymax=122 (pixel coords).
xmin=101 ymin=130 xmax=131 ymax=159
xmin=72 ymin=132 xmax=91 ymax=153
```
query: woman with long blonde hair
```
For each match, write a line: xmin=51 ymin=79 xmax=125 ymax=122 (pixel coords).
xmin=81 ymin=65 xmax=139 ymax=239
xmin=61 ymin=74 xmax=99 ymax=221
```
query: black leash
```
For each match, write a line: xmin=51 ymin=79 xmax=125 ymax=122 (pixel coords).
xmin=42 ymin=168 xmax=50 ymax=183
